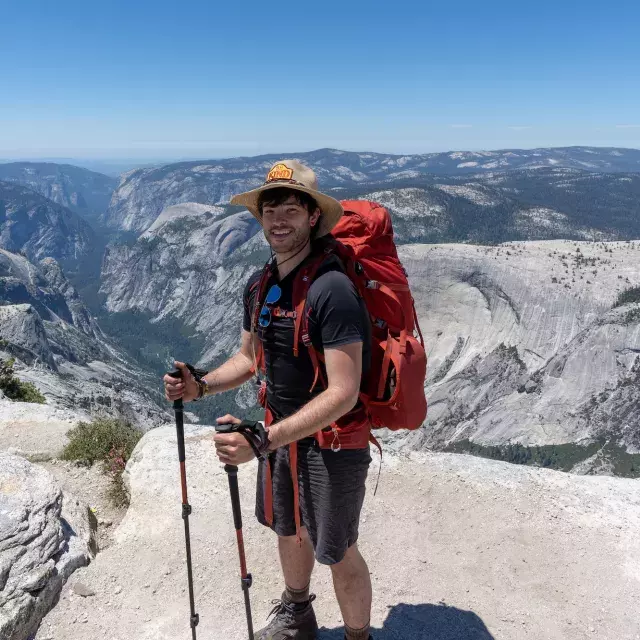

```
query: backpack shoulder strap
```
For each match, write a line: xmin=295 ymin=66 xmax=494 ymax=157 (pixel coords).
xmin=291 ymin=241 xmax=366 ymax=397
xmin=249 ymin=260 xmax=275 ymax=375
xmin=291 ymin=251 xmax=330 ymax=357
xmin=291 ymin=238 xmax=359 ymax=354
xmin=297 ymin=240 xmax=366 ymax=344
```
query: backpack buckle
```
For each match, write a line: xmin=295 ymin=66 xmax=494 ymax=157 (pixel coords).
xmin=331 ymin=427 xmax=341 ymax=453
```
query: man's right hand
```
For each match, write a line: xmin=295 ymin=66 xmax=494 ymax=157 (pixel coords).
xmin=163 ymin=360 xmax=200 ymax=403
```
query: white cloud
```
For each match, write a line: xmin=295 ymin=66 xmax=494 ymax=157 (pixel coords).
xmin=615 ymin=124 xmax=640 ymax=129
xmin=450 ymin=124 xmax=473 ymax=128
xmin=508 ymin=126 xmax=532 ymax=131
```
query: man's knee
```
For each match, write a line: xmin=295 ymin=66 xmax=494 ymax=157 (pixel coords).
xmin=329 ymin=542 xmax=363 ymax=574
xmin=278 ymin=527 xmax=311 ymax=544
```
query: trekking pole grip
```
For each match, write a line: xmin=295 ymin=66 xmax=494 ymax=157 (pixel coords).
xmin=224 ymin=464 xmax=243 ymax=531
xmin=168 ymin=369 xmax=186 ymax=461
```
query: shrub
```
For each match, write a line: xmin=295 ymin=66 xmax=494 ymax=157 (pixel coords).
xmin=614 ymin=286 xmax=640 ymax=308
xmin=624 ymin=308 xmax=640 ymax=324
xmin=62 ymin=417 xmax=143 ymax=506
xmin=0 ymin=357 xmax=47 ymax=403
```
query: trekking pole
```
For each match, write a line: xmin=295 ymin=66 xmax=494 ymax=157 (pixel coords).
xmin=168 ymin=369 xmax=199 ymax=640
xmin=215 ymin=423 xmax=255 ymax=640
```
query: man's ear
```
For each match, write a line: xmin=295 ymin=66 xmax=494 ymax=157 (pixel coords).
xmin=310 ymin=208 xmax=321 ymax=227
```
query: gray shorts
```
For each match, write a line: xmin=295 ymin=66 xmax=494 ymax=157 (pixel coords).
xmin=255 ymin=437 xmax=371 ymax=565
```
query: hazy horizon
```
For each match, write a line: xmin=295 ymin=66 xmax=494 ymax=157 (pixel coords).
xmin=2 ymin=142 xmax=640 ymax=176
xmin=2 ymin=141 xmax=640 ymax=165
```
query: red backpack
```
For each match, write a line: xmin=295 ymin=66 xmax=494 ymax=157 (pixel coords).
xmin=250 ymin=200 xmax=428 ymax=541
xmin=251 ymin=200 xmax=428 ymax=443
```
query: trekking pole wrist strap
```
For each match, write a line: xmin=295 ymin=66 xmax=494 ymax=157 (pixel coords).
xmin=183 ymin=362 xmax=210 ymax=401
xmin=238 ymin=420 xmax=270 ymax=459
xmin=216 ymin=420 xmax=270 ymax=459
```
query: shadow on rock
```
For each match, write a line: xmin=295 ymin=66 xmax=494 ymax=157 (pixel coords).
xmin=319 ymin=602 xmax=495 ymax=640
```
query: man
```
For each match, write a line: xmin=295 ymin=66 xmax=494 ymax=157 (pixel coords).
xmin=163 ymin=160 xmax=374 ymax=640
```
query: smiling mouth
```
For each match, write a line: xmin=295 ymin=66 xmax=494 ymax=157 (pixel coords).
xmin=271 ymin=230 xmax=292 ymax=238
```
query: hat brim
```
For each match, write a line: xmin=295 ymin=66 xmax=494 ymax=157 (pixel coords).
xmin=230 ymin=182 xmax=343 ymax=238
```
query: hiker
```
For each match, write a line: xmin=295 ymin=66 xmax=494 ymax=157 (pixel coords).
xmin=164 ymin=160 xmax=375 ymax=640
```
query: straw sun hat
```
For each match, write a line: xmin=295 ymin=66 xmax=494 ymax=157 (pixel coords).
xmin=230 ymin=159 xmax=344 ymax=237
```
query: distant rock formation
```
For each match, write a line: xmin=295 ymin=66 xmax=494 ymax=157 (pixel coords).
xmin=99 ymin=211 xmax=640 ymax=457
xmin=0 ymin=182 xmax=96 ymax=264
xmin=0 ymin=163 xmax=117 ymax=220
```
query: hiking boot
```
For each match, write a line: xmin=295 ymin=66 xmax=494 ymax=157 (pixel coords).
xmin=255 ymin=593 xmax=318 ymax=640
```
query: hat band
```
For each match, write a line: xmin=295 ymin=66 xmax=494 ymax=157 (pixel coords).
xmin=263 ymin=177 xmax=309 ymax=187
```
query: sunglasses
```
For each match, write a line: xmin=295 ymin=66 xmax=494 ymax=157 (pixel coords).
xmin=259 ymin=284 xmax=282 ymax=327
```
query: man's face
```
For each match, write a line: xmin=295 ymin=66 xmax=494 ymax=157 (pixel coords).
xmin=261 ymin=194 xmax=321 ymax=254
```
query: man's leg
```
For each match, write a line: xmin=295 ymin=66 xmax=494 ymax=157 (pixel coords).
xmin=251 ymin=529 xmax=317 ymax=638
xmin=254 ymin=449 xmax=319 ymax=638
xmin=298 ymin=442 xmax=372 ymax=639
xmin=330 ymin=542 xmax=372 ymax=637
xmin=278 ymin=527 xmax=315 ymax=597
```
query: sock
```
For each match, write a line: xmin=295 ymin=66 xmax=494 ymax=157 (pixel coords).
xmin=345 ymin=621 xmax=370 ymax=640
xmin=284 ymin=583 xmax=310 ymax=606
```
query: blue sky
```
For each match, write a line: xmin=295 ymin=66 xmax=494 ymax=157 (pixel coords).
xmin=2 ymin=0 xmax=639 ymax=160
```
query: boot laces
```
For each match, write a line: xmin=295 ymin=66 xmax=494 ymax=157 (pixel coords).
xmin=267 ymin=593 xmax=317 ymax=621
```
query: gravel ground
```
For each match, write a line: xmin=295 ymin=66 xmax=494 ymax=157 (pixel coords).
xmin=32 ymin=424 xmax=640 ymax=640
xmin=37 ymin=460 xmax=126 ymax=551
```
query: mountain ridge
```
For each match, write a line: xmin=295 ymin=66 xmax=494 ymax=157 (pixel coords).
xmin=0 ymin=180 xmax=96 ymax=266
xmin=0 ymin=162 xmax=117 ymax=221
xmin=103 ymin=147 xmax=640 ymax=233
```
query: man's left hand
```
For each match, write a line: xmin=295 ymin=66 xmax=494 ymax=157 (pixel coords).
xmin=213 ymin=414 xmax=256 ymax=465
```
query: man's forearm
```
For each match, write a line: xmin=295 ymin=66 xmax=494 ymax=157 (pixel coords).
xmin=203 ymin=352 xmax=253 ymax=395
xmin=267 ymin=386 xmax=357 ymax=450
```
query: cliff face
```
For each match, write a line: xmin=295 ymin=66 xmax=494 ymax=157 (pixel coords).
xmin=99 ymin=192 xmax=640 ymax=454
xmin=100 ymin=203 xmax=265 ymax=366
xmin=394 ymin=240 xmax=640 ymax=453
xmin=0 ymin=182 xmax=96 ymax=265
xmin=0 ymin=249 xmax=169 ymax=430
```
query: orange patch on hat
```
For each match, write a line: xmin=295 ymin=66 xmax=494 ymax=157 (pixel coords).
xmin=266 ymin=163 xmax=294 ymax=182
